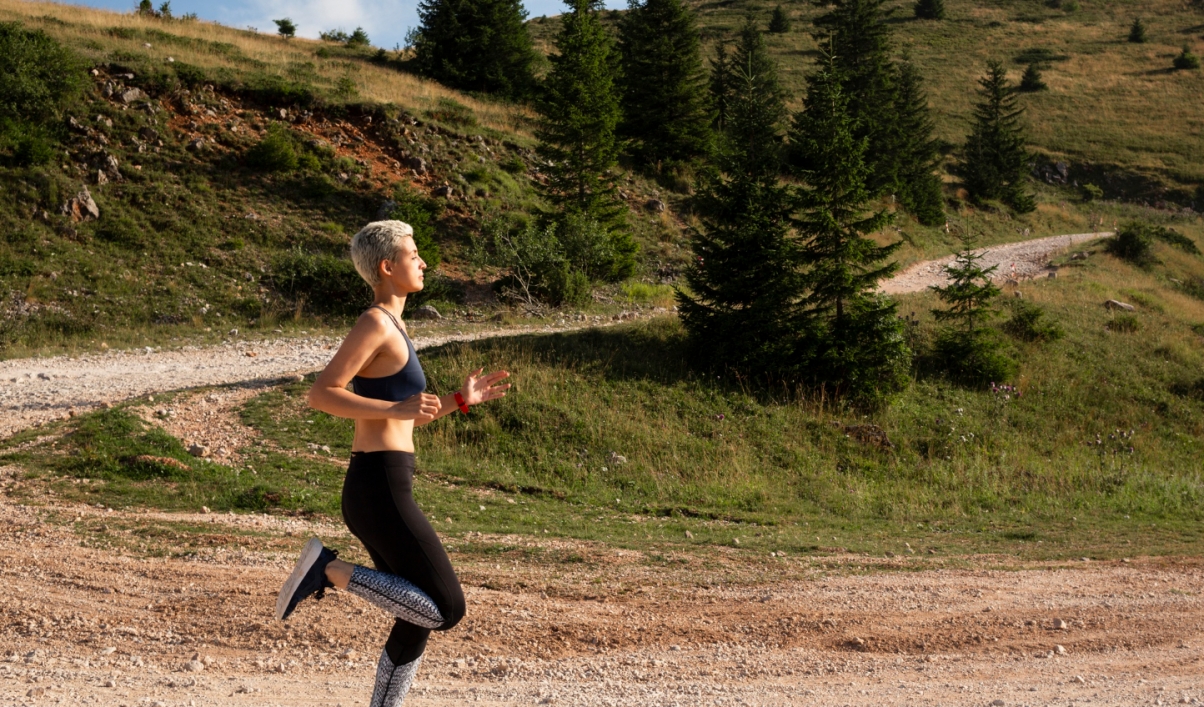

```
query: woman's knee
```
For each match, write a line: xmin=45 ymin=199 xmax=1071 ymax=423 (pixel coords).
xmin=437 ymin=594 xmax=466 ymax=631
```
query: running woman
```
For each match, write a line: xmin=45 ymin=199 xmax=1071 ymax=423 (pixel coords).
xmin=275 ymin=220 xmax=511 ymax=706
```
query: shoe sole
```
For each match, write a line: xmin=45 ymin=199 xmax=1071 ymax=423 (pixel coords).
xmin=276 ymin=537 xmax=324 ymax=621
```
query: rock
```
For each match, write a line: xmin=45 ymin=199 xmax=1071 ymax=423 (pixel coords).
xmin=432 ymin=185 xmax=454 ymax=198
xmin=402 ymin=156 xmax=427 ymax=173
xmin=186 ymin=659 xmax=205 ymax=672
xmin=1072 ymin=676 xmax=1086 ymax=684
xmin=188 ymin=444 xmax=211 ymax=458
xmin=27 ymin=688 xmax=45 ymax=698
xmin=60 ymin=186 xmax=101 ymax=221
xmin=67 ymin=116 xmax=87 ymax=133
xmin=186 ymin=138 xmax=207 ymax=152
xmin=991 ymin=701 xmax=1005 ymax=707
xmin=95 ymin=115 xmax=113 ymax=129
xmin=410 ymin=305 xmax=442 ymax=320
xmin=645 ymin=198 xmax=666 ymax=213
xmin=139 ymin=126 xmax=160 ymax=142
xmin=278 ymin=108 xmax=289 ymax=120
xmin=684 ymin=530 xmax=693 ymax=538
xmin=228 ymin=328 xmax=238 ymax=336
xmin=1048 ymin=270 xmax=1057 ymax=279
xmin=1053 ymin=618 xmax=1068 ymax=630
xmin=201 ymin=506 xmax=210 ymax=514
xmin=606 ymin=451 xmax=628 ymax=465
xmin=1055 ymin=644 xmax=1067 ymax=655
xmin=1104 ymin=299 xmax=1135 ymax=311
xmin=101 ymin=646 xmax=116 ymax=655
xmin=96 ymin=170 xmax=109 ymax=185
xmin=119 ymin=87 xmax=146 ymax=104
xmin=340 ymin=648 xmax=356 ymax=659
xmin=1013 ymin=290 xmax=1023 ymax=299
xmin=94 ymin=152 xmax=121 ymax=178
xmin=104 ymin=679 xmax=116 ymax=687
xmin=376 ymin=200 xmax=396 ymax=220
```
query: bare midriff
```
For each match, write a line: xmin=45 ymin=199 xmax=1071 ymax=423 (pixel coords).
xmin=352 ymin=418 xmax=416 ymax=454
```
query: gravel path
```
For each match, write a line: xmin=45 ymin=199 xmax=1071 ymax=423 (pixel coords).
xmin=880 ymin=231 xmax=1111 ymax=295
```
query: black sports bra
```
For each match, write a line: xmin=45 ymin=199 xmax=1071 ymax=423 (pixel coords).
xmin=351 ymin=306 xmax=427 ymax=402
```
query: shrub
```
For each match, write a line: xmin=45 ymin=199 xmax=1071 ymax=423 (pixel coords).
xmin=768 ymin=5 xmax=791 ymax=33
xmin=500 ymin=155 xmax=526 ymax=174
xmin=319 ymin=29 xmax=349 ymax=43
xmin=1128 ymin=18 xmax=1147 ymax=43
xmin=382 ymin=184 xmax=442 ymax=269
xmin=1107 ymin=313 xmax=1140 ymax=333
xmin=930 ymin=328 xmax=1017 ymax=385
xmin=1 ymin=119 xmax=56 ymax=166
xmin=914 ymin=0 xmax=946 ymax=20
xmin=1002 ymin=300 xmax=1063 ymax=342
xmin=246 ymin=124 xmax=298 ymax=171
xmin=1150 ymin=225 xmax=1201 ymax=255
xmin=484 ymin=218 xmax=594 ymax=307
xmin=0 ymin=22 xmax=85 ymax=124
xmin=424 ymin=98 xmax=477 ymax=128
xmin=347 ymin=27 xmax=371 ymax=48
xmin=1019 ymin=63 xmax=1047 ymax=92
xmin=1106 ymin=222 xmax=1154 ymax=264
xmin=1081 ymin=183 xmax=1103 ymax=201
xmin=1174 ymin=46 xmax=1200 ymax=71
xmin=268 ymin=249 xmax=370 ymax=318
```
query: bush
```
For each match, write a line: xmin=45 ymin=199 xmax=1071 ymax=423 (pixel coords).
xmin=424 ymin=98 xmax=477 ymax=128
xmin=929 ymin=329 xmax=1017 ymax=385
xmin=1081 ymin=183 xmax=1103 ymax=202
xmin=1174 ymin=46 xmax=1200 ymax=71
xmin=246 ymin=124 xmax=298 ymax=172
xmin=0 ymin=22 xmax=85 ymax=123
xmin=319 ymin=29 xmax=349 ymax=43
xmin=1107 ymin=313 xmax=1140 ymax=333
xmin=1106 ymin=222 xmax=1154 ymax=264
xmin=0 ymin=119 xmax=56 ymax=166
xmin=347 ymin=27 xmax=371 ymax=48
xmin=1150 ymin=225 xmax=1201 ymax=255
xmin=485 ymin=219 xmax=591 ymax=306
xmin=274 ymin=18 xmax=296 ymax=39
xmin=268 ymin=249 xmax=370 ymax=318
xmin=382 ymin=184 xmax=442 ymax=269
xmin=1002 ymin=300 xmax=1063 ymax=342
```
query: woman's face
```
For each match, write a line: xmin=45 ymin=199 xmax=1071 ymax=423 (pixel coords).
xmin=381 ymin=237 xmax=426 ymax=294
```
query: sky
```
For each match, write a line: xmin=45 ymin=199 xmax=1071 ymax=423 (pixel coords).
xmin=63 ymin=0 xmax=622 ymax=51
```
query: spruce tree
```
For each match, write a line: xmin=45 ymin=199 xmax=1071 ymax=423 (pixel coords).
xmin=537 ymin=0 xmax=636 ymax=280
xmin=961 ymin=60 xmax=1035 ymax=213
xmin=412 ymin=0 xmax=539 ymax=99
xmin=892 ymin=58 xmax=944 ymax=226
xmin=1128 ymin=17 xmax=1146 ymax=43
xmin=617 ymin=0 xmax=712 ymax=169
xmin=810 ymin=0 xmax=902 ymax=198
xmin=1174 ymin=45 xmax=1201 ymax=71
xmin=1019 ymin=63 xmax=1047 ymax=92
xmin=709 ymin=41 xmax=733 ymax=131
xmin=793 ymin=57 xmax=908 ymax=403
xmin=768 ymin=5 xmax=791 ymax=34
xmin=679 ymin=19 xmax=800 ymax=379
xmin=913 ymin=0 xmax=945 ymax=20
xmin=928 ymin=236 xmax=1015 ymax=384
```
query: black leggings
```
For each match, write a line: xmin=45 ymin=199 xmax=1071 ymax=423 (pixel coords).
xmin=342 ymin=451 xmax=465 ymax=664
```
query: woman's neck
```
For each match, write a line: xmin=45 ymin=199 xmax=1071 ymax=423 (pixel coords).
xmin=371 ymin=292 xmax=408 ymax=319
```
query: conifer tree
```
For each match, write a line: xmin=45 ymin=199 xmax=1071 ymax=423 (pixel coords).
xmin=412 ymin=0 xmax=539 ymax=99
xmin=708 ymin=41 xmax=733 ymax=131
xmin=913 ymin=0 xmax=945 ymax=20
xmin=536 ymin=0 xmax=636 ymax=280
xmin=793 ymin=57 xmax=908 ymax=403
xmin=1128 ymin=17 xmax=1146 ymax=43
xmin=679 ymin=19 xmax=799 ymax=379
xmin=810 ymin=0 xmax=902 ymax=198
xmin=617 ymin=0 xmax=712 ymax=169
xmin=274 ymin=18 xmax=297 ymax=39
xmin=961 ymin=60 xmax=1035 ymax=213
xmin=1019 ymin=63 xmax=1047 ymax=92
xmin=928 ymin=236 xmax=1015 ymax=384
xmin=768 ymin=5 xmax=791 ymax=33
xmin=892 ymin=59 xmax=944 ymax=226
xmin=1174 ymin=45 xmax=1201 ymax=70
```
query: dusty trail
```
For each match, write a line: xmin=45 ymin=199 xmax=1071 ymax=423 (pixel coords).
xmin=1 ymin=498 xmax=1201 ymax=707
xmin=881 ymin=231 xmax=1110 ymax=295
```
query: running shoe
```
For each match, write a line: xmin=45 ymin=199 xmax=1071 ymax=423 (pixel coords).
xmin=275 ymin=537 xmax=338 ymax=621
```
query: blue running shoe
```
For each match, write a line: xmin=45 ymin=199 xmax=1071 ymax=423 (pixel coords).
xmin=276 ymin=537 xmax=338 ymax=621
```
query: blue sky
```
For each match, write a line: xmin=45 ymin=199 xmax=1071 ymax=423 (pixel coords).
xmin=63 ymin=0 xmax=622 ymax=51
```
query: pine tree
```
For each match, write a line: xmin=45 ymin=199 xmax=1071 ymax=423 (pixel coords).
xmin=136 ymin=0 xmax=154 ymax=16
xmin=928 ymin=236 xmax=1015 ymax=384
xmin=1019 ymin=63 xmax=1047 ymax=92
xmin=274 ymin=18 xmax=297 ymax=39
xmin=961 ymin=60 xmax=1035 ymax=213
xmin=892 ymin=58 xmax=944 ymax=226
xmin=793 ymin=57 xmax=908 ymax=403
xmin=347 ymin=27 xmax=370 ymax=47
xmin=810 ymin=0 xmax=903 ymax=199
xmin=768 ymin=5 xmax=791 ymax=33
xmin=913 ymin=0 xmax=945 ymax=20
xmin=678 ymin=19 xmax=801 ymax=380
xmin=1174 ymin=45 xmax=1201 ymax=71
xmin=1128 ymin=17 xmax=1146 ymax=43
xmin=411 ymin=0 xmax=539 ymax=99
xmin=708 ymin=41 xmax=733 ymax=131
xmin=617 ymin=0 xmax=712 ymax=169
xmin=536 ymin=0 xmax=636 ymax=280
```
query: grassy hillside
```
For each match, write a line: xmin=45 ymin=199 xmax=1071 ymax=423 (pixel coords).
xmin=0 ymin=0 xmax=1200 ymax=362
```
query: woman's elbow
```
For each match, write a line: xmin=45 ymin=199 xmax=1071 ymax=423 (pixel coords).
xmin=306 ymin=385 xmax=326 ymax=411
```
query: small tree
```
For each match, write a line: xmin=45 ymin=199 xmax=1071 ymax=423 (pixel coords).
xmin=347 ymin=27 xmax=371 ymax=47
xmin=411 ymin=0 xmax=539 ymax=99
xmin=1019 ymin=63 xmax=1047 ymax=92
xmin=1128 ymin=17 xmax=1146 ymax=43
xmin=794 ymin=56 xmax=909 ymax=403
xmin=157 ymin=1 xmax=172 ymax=19
xmin=136 ymin=0 xmax=155 ymax=16
xmin=1174 ymin=45 xmax=1201 ymax=71
xmin=892 ymin=58 xmax=944 ymax=226
xmin=708 ymin=41 xmax=733 ymax=131
xmin=913 ymin=0 xmax=946 ymax=20
xmin=768 ymin=5 xmax=791 ymax=33
xmin=961 ymin=60 xmax=1034 ymax=212
xmin=928 ymin=236 xmax=1014 ymax=385
xmin=274 ymin=18 xmax=297 ymax=39
xmin=617 ymin=0 xmax=712 ymax=169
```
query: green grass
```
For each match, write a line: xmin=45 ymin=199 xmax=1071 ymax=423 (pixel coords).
xmin=8 ymin=230 xmax=1204 ymax=561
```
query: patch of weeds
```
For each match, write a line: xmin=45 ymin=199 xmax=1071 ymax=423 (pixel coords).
xmin=1107 ymin=313 xmax=1140 ymax=333
xmin=1002 ymin=300 xmax=1063 ymax=342
xmin=267 ymin=247 xmax=370 ymax=318
xmin=425 ymin=98 xmax=477 ymax=128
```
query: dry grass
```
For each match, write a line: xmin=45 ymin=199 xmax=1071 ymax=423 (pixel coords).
xmin=0 ymin=0 xmax=537 ymax=137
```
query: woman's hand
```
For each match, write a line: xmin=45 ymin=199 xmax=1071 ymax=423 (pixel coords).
xmin=460 ymin=368 xmax=512 ymax=406
xmin=390 ymin=392 xmax=443 ymax=422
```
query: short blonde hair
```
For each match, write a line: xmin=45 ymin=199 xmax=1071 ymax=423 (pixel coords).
xmin=350 ymin=220 xmax=414 ymax=287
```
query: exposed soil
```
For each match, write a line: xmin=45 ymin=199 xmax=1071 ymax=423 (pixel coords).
xmin=2 ymin=497 xmax=1202 ymax=707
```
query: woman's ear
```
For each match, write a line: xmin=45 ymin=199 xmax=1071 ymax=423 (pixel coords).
xmin=378 ymin=258 xmax=394 ymax=279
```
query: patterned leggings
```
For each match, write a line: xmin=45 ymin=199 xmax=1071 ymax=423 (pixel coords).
xmin=342 ymin=451 xmax=465 ymax=704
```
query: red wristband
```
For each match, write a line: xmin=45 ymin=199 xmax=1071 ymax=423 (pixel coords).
xmin=454 ymin=391 xmax=470 ymax=414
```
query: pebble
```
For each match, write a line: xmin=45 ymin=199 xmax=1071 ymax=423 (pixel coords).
xmin=1055 ymin=644 xmax=1067 ymax=655
xmin=100 ymin=646 xmax=116 ymax=655
xmin=1053 ymin=618 xmax=1068 ymax=630
xmin=186 ymin=659 xmax=205 ymax=672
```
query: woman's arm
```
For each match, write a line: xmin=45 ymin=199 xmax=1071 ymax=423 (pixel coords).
xmin=414 ymin=368 xmax=512 ymax=427
xmin=307 ymin=312 xmax=442 ymax=422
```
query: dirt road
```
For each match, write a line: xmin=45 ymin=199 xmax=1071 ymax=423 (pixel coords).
xmin=1 ymin=498 xmax=1201 ymax=707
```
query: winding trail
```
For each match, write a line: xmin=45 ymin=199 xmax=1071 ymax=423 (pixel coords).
xmin=0 ymin=231 xmax=1111 ymax=439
